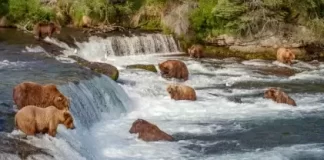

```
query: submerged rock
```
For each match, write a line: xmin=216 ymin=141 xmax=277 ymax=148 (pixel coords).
xmin=126 ymin=64 xmax=157 ymax=73
xmin=68 ymin=55 xmax=119 ymax=81
xmin=0 ymin=132 xmax=52 ymax=159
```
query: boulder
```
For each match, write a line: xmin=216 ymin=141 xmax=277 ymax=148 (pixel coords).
xmin=68 ymin=55 xmax=119 ymax=81
xmin=126 ymin=64 xmax=157 ymax=73
xmin=0 ymin=132 xmax=52 ymax=159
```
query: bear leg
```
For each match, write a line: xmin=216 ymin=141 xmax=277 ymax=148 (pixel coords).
xmin=48 ymin=129 xmax=57 ymax=137
xmin=48 ymin=122 xmax=57 ymax=137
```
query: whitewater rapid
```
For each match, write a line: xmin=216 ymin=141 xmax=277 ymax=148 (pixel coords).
xmin=7 ymin=34 xmax=324 ymax=160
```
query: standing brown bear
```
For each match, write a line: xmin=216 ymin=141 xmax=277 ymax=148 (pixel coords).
xmin=13 ymin=81 xmax=70 ymax=110
xmin=188 ymin=44 xmax=204 ymax=59
xmin=167 ymin=84 xmax=196 ymax=101
xmin=264 ymin=87 xmax=297 ymax=106
xmin=33 ymin=22 xmax=61 ymax=40
xmin=158 ymin=60 xmax=189 ymax=81
xmin=129 ymin=119 xmax=174 ymax=142
xmin=15 ymin=105 xmax=75 ymax=137
xmin=276 ymin=48 xmax=296 ymax=65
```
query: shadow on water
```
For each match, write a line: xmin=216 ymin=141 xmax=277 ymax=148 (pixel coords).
xmin=231 ymin=81 xmax=324 ymax=94
xmin=0 ymin=132 xmax=53 ymax=159
xmin=174 ymin=117 xmax=324 ymax=156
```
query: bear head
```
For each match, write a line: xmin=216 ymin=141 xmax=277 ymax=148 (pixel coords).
xmin=158 ymin=63 xmax=169 ymax=74
xmin=129 ymin=119 xmax=151 ymax=133
xmin=49 ymin=22 xmax=61 ymax=34
xmin=62 ymin=111 xmax=75 ymax=129
xmin=166 ymin=84 xmax=178 ymax=95
xmin=264 ymin=88 xmax=279 ymax=100
xmin=53 ymin=95 xmax=70 ymax=111
xmin=285 ymin=49 xmax=295 ymax=60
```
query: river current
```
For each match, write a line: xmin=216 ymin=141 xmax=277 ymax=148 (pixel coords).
xmin=0 ymin=29 xmax=323 ymax=160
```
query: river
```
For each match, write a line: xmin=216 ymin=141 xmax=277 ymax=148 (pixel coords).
xmin=0 ymin=28 xmax=323 ymax=160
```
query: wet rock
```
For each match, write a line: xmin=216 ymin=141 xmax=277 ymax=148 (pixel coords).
xmin=68 ymin=55 xmax=119 ymax=81
xmin=227 ymin=97 xmax=242 ymax=103
xmin=0 ymin=132 xmax=52 ymax=159
xmin=229 ymin=45 xmax=275 ymax=54
xmin=126 ymin=64 xmax=157 ymax=73
xmin=309 ymin=60 xmax=320 ymax=66
xmin=256 ymin=67 xmax=296 ymax=77
xmin=129 ymin=119 xmax=174 ymax=142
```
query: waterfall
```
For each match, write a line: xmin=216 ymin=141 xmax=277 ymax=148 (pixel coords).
xmin=58 ymin=75 xmax=132 ymax=129
xmin=46 ymin=33 xmax=181 ymax=62
xmin=25 ymin=75 xmax=133 ymax=160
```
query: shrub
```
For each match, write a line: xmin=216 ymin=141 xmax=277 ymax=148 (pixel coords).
xmin=8 ymin=0 xmax=55 ymax=24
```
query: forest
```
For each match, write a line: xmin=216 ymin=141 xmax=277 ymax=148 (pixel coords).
xmin=1 ymin=0 xmax=324 ymax=43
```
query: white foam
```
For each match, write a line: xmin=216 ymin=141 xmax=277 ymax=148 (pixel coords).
xmin=0 ymin=60 xmax=28 ymax=69
xmin=36 ymin=35 xmax=324 ymax=160
xmin=205 ymin=143 xmax=324 ymax=160
xmin=24 ymin=45 xmax=46 ymax=53
xmin=242 ymin=59 xmax=275 ymax=67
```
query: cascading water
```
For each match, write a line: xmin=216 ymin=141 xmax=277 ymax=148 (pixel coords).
xmin=58 ymin=76 xmax=131 ymax=129
xmin=8 ymin=75 xmax=132 ymax=160
xmin=1 ymin=31 xmax=324 ymax=160
xmin=47 ymin=33 xmax=181 ymax=62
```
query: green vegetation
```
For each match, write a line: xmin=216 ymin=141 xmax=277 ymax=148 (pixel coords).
xmin=7 ymin=0 xmax=54 ymax=28
xmin=190 ymin=0 xmax=324 ymax=40
xmin=0 ymin=0 xmax=324 ymax=43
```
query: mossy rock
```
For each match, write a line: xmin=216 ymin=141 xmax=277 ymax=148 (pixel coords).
xmin=126 ymin=64 xmax=157 ymax=73
xmin=89 ymin=63 xmax=119 ymax=81
xmin=68 ymin=55 xmax=119 ymax=81
xmin=204 ymin=46 xmax=277 ymax=60
xmin=202 ymin=46 xmax=318 ymax=61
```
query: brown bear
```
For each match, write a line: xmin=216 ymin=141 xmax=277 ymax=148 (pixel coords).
xmin=158 ymin=60 xmax=189 ymax=81
xmin=33 ymin=22 xmax=61 ymax=40
xmin=264 ymin=87 xmax=297 ymax=106
xmin=15 ymin=105 xmax=75 ymax=137
xmin=13 ymin=81 xmax=70 ymax=110
xmin=276 ymin=48 xmax=295 ymax=65
xmin=188 ymin=44 xmax=204 ymax=59
xmin=129 ymin=119 xmax=174 ymax=142
xmin=167 ymin=84 xmax=196 ymax=101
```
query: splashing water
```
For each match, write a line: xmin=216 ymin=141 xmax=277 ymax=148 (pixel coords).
xmin=3 ymin=33 xmax=324 ymax=160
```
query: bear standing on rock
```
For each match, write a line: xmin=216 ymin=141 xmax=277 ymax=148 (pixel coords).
xmin=129 ymin=119 xmax=174 ymax=142
xmin=13 ymin=82 xmax=70 ymax=110
xmin=264 ymin=87 xmax=297 ymax=106
xmin=158 ymin=60 xmax=189 ymax=81
xmin=188 ymin=44 xmax=204 ymax=59
xmin=33 ymin=22 xmax=61 ymax=40
xmin=15 ymin=105 xmax=75 ymax=137
xmin=276 ymin=48 xmax=295 ymax=65
xmin=167 ymin=84 xmax=196 ymax=101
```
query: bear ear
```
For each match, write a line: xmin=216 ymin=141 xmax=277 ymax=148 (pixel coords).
xmin=136 ymin=119 xmax=144 ymax=124
xmin=56 ymin=96 xmax=63 ymax=101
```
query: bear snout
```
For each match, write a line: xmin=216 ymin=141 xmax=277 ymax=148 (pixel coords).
xmin=129 ymin=128 xmax=136 ymax=133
